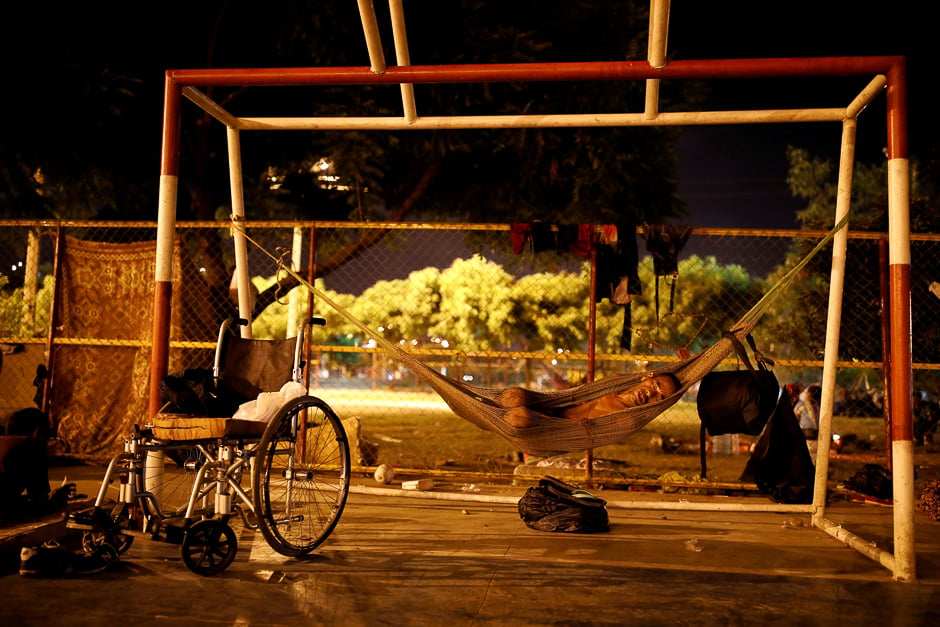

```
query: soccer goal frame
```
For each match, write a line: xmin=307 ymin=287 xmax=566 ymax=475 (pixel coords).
xmin=148 ymin=0 xmax=915 ymax=581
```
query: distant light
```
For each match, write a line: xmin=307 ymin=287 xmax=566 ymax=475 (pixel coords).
xmin=462 ymin=375 xmax=474 ymax=382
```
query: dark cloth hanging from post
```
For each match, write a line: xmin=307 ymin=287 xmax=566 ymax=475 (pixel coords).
xmin=595 ymin=222 xmax=641 ymax=350
xmin=643 ymin=224 xmax=693 ymax=318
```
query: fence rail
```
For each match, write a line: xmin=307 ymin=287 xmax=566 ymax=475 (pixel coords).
xmin=2 ymin=219 xmax=938 ymax=481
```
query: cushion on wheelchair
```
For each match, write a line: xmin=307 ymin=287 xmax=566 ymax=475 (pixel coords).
xmin=150 ymin=414 xmax=267 ymax=440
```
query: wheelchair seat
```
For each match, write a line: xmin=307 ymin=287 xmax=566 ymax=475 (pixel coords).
xmin=151 ymin=318 xmax=309 ymax=440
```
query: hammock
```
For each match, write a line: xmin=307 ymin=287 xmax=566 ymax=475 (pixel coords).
xmin=241 ymin=218 xmax=846 ymax=457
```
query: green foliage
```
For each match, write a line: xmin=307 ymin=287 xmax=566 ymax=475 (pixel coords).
xmin=625 ymin=256 xmax=761 ymax=356
xmin=512 ymin=267 xmax=591 ymax=351
xmin=769 ymin=145 xmax=940 ymax=367
xmin=352 ymin=267 xmax=442 ymax=345
xmin=0 ymin=275 xmax=54 ymax=338
xmin=260 ymin=253 xmax=761 ymax=360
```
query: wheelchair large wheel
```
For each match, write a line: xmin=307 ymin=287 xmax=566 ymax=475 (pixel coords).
xmin=253 ymin=396 xmax=350 ymax=557
xmin=137 ymin=443 xmax=211 ymax=520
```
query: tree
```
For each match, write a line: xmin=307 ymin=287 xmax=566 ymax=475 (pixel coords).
xmin=2 ymin=2 xmax=689 ymax=330
xmin=760 ymin=146 xmax=940 ymax=372
xmin=244 ymin=0 xmax=687 ymax=319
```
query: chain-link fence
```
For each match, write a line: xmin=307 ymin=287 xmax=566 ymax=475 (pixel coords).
xmin=2 ymin=220 xmax=938 ymax=482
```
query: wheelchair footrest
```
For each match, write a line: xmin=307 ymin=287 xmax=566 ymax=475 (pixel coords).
xmin=66 ymin=508 xmax=116 ymax=531
xmin=153 ymin=522 xmax=188 ymax=545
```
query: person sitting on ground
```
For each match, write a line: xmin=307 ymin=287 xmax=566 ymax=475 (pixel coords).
xmin=498 ymin=373 xmax=680 ymax=428
xmin=795 ymin=383 xmax=821 ymax=439
xmin=788 ymin=383 xmax=818 ymax=439
xmin=0 ymin=408 xmax=74 ymax=525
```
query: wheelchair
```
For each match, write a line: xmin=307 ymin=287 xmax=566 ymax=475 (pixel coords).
xmin=68 ymin=317 xmax=351 ymax=576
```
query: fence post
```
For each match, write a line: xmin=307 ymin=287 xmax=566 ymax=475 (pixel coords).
xmin=878 ymin=237 xmax=892 ymax=470
xmin=585 ymin=228 xmax=598 ymax=483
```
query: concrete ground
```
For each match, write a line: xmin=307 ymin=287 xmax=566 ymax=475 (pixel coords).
xmin=1 ymin=462 xmax=939 ymax=626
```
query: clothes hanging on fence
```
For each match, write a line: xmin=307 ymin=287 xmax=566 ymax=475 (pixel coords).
xmin=509 ymin=223 xmax=619 ymax=258
xmin=509 ymin=222 xmax=641 ymax=350
xmin=531 ymin=221 xmax=556 ymax=253
xmin=595 ymin=223 xmax=641 ymax=350
xmin=510 ymin=223 xmax=531 ymax=254
xmin=643 ymin=223 xmax=693 ymax=318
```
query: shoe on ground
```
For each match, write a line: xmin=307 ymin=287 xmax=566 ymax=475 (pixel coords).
xmin=19 ymin=540 xmax=119 ymax=577
xmin=72 ymin=542 xmax=119 ymax=575
xmin=19 ymin=541 xmax=77 ymax=577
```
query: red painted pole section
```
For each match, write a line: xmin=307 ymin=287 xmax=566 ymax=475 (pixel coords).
xmin=166 ymin=56 xmax=904 ymax=88
xmin=885 ymin=58 xmax=912 ymax=444
xmin=148 ymin=76 xmax=182 ymax=417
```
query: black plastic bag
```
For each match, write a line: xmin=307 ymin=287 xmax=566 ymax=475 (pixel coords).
xmin=697 ymin=333 xmax=779 ymax=437
xmin=518 ymin=476 xmax=609 ymax=533
xmin=697 ymin=333 xmax=780 ymax=478
xmin=740 ymin=394 xmax=815 ymax=504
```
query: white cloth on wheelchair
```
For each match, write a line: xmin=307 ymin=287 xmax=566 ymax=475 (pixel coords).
xmin=232 ymin=381 xmax=307 ymax=422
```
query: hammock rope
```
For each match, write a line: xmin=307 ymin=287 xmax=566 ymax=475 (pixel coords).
xmin=237 ymin=217 xmax=847 ymax=456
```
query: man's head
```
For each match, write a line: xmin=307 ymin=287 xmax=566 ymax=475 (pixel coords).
xmin=6 ymin=408 xmax=51 ymax=439
xmin=618 ymin=374 xmax=680 ymax=407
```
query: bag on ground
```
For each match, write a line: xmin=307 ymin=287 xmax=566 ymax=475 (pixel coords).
xmin=518 ymin=476 xmax=609 ymax=533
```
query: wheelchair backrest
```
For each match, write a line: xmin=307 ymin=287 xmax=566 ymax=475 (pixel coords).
xmin=217 ymin=335 xmax=299 ymax=405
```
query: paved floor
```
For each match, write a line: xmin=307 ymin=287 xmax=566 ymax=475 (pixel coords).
xmin=1 ymin=463 xmax=939 ymax=626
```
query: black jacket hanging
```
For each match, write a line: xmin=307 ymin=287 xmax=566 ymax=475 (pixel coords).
xmin=643 ymin=224 xmax=692 ymax=318
xmin=595 ymin=223 xmax=641 ymax=350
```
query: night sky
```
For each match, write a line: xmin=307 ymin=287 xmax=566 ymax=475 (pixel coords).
xmin=2 ymin=2 xmax=931 ymax=230
xmin=667 ymin=1 xmax=932 ymax=228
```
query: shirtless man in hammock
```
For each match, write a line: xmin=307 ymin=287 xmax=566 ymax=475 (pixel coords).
xmin=559 ymin=373 xmax=680 ymax=420
xmin=499 ymin=373 xmax=680 ymax=427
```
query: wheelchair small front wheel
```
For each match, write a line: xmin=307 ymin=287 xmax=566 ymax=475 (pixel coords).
xmin=82 ymin=529 xmax=134 ymax=556
xmin=253 ymin=396 xmax=350 ymax=557
xmin=180 ymin=519 xmax=237 ymax=576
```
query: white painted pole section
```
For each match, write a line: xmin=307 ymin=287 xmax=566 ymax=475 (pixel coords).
xmin=812 ymin=119 xmax=855 ymax=521
xmin=357 ymin=0 xmax=387 ymax=74
xmin=816 ymin=516 xmax=896 ymax=571
xmin=644 ymin=0 xmax=670 ymax=118
xmin=21 ymin=228 xmax=39 ymax=327
xmin=234 ymin=108 xmax=847 ymax=131
xmin=155 ymin=175 xmax=178 ymax=284
xmin=388 ymin=0 xmax=417 ymax=124
xmin=182 ymin=87 xmax=242 ymax=128
xmin=287 ymin=227 xmax=303 ymax=338
xmin=893 ymin=439 xmax=916 ymax=580
xmin=888 ymin=156 xmax=915 ymax=582
xmin=888 ymin=160 xmax=912 ymax=267
xmin=846 ymin=76 xmax=887 ymax=119
xmin=226 ymin=127 xmax=253 ymax=338
xmin=349 ymin=485 xmax=813 ymax=512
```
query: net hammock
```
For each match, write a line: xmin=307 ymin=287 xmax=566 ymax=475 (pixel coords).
xmin=240 ymin=218 xmax=846 ymax=457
